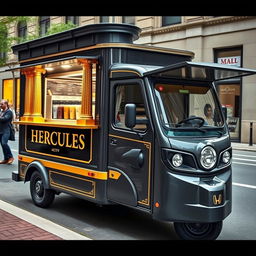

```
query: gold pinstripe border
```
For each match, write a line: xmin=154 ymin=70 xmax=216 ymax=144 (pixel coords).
xmin=24 ymin=126 xmax=93 ymax=164
xmin=109 ymin=134 xmax=152 ymax=206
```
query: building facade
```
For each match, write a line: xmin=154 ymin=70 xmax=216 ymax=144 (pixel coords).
xmin=1 ymin=16 xmax=256 ymax=142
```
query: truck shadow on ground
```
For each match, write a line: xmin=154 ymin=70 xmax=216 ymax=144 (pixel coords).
xmin=23 ymin=193 xmax=179 ymax=240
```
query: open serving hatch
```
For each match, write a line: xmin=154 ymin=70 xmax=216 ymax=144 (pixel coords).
xmin=144 ymin=61 xmax=256 ymax=81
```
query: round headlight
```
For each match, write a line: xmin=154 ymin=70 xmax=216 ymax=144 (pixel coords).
xmin=222 ymin=151 xmax=231 ymax=164
xmin=172 ymin=153 xmax=183 ymax=167
xmin=200 ymin=146 xmax=217 ymax=169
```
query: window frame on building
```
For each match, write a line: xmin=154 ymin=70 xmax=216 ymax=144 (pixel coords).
xmin=17 ymin=20 xmax=27 ymax=39
xmin=122 ymin=16 xmax=135 ymax=25
xmin=39 ymin=16 xmax=50 ymax=36
xmin=65 ymin=16 xmax=79 ymax=25
xmin=161 ymin=16 xmax=182 ymax=27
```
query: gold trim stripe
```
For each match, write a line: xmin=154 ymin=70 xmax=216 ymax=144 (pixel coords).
xmin=110 ymin=69 xmax=142 ymax=78
xmin=19 ymin=154 xmax=108 ymax=180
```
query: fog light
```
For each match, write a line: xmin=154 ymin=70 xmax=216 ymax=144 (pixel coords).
xmin=200 ymin=146 xmax=216 ymax=169
xmin=222 ymin=151 xmax=231 ymax=164
xmin=172 ymin=154 xmax=183 ymax=167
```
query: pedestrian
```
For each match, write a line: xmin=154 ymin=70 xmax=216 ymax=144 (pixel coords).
xmin=0 ymin=99 xmax=14 ymax=164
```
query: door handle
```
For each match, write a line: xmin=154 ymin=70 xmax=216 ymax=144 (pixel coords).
xmin=110 ymin=138 xmax=117 ymax=145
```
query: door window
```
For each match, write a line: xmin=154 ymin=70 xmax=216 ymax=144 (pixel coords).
xmin=114 ymin=83 xmax=148 ymax=131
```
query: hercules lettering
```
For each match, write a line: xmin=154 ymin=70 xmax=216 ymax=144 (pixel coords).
xmin=30 ymin=129 xmax=86 ymax=150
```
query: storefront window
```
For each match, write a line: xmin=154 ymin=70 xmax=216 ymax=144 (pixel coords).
xmin=2 ymin=78 xmax=20 ymax=117
xmin=214 ymin=47 xmax=242 ymax=141
xmin=218 ymin=84 xmax=240 ymax=139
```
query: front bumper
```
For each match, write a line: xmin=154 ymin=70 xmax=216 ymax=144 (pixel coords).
xmin=153 ymin=168 xmax=232 ymax=223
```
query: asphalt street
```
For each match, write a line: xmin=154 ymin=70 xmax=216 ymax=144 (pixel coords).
xmin=0 ymin=138 xmax=256 ymax=240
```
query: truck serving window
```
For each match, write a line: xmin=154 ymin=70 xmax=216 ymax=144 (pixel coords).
xmin=17 ymin=57 xmax=98 ymax=127
xmin=154 ymin=82 xmax=225 ymax=137
xmin=44 ymin=60 xmax=97 ymax=122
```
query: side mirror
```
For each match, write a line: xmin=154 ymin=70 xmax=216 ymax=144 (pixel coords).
xmin=222 ymin=106 xmax=227 ymax=121
xmin=125 ymin=103 xmax=136 ymax=129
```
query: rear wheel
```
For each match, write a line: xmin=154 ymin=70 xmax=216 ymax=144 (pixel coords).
xmin=174 ymin=221 xmax=223 ymax=240
xmin=30 ymin=171 xmax=55 ymax=208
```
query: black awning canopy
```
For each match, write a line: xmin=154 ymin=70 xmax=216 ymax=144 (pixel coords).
xmin=144 ymin=61 xmax=256 ymax=82
xmin=3 ymin=55 xmax=99 ymax=73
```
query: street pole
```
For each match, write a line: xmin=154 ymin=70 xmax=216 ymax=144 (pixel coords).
xmin=249 ymin=122 xmax=253 ymax=146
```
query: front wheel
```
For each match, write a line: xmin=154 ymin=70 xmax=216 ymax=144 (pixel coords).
xmin=30 ymin=171 xmax=55 ymax=208
xmin=173 ymin=221 xmax=223 ymax=240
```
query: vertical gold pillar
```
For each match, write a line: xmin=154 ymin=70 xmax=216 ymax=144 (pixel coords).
xmin=21 ymin=68 xmax=35 ymax=121
xmin=31 ymin=66 xmax=45 ymax=122
xmin=20 ymin=66 xmax=45 ymax=122
xmin=77 ymin=59 xmax=96 ymax=125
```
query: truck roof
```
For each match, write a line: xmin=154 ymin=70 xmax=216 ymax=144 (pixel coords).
xmin=110 ymin=63 xmax=162 ymax=79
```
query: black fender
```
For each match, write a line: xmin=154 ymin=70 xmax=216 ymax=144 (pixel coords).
xmin=24 ymin=161 xmax=50 ymax=189
xmin=107 ymin=167 xmax=138 ymax=206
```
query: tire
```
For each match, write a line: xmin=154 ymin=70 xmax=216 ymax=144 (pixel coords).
xmin=173 ymin=221 xmax=223 ymax=240
xmin=30 ymin=171 xmax=55 ymax=208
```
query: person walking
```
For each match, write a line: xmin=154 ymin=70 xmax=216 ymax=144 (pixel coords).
xmin=0 ymin=99 xmax=14 ymax=164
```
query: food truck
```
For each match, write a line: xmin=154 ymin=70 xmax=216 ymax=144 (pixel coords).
xmin=11 ymin=23 xmax=256 ymax=240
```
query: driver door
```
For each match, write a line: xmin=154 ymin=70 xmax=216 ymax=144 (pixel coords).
xmin=107 ymin=79 xmax=153 ymax=209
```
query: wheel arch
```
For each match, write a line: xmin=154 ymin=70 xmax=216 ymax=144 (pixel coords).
xmin=24 ymin=161 xmax=50 ymax=189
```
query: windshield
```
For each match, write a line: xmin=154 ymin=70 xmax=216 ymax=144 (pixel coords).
xmin=154 ymin=81 xmax=225 ymax=137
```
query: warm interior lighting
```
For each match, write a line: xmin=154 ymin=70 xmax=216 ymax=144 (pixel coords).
xmin=61 ymin=64 xmax=72 ymax=69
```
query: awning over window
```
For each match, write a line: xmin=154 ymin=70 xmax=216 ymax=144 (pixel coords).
xmin=144 ymin=61 xmax=256 ymax=82
xmin=3 ymin=56 xmax=99 ymax=72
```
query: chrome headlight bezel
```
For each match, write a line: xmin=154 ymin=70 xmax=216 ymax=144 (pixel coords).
xmin=200 ymin=146 xmax=217 ymax=170
xmin=172 ymin=153 xmax=183 ymax=167
xmin=222 ymin=150 xmax=231 ymax=164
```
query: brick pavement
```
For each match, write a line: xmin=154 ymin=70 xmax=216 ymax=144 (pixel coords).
xmin=0 ymin=200 xmax=90 ymax=240
xmin=0 ymin=209 xmax=63 ymax=240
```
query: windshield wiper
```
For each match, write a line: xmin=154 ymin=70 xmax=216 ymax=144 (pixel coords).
xmin=163 ymin=123 xmax=207 ymax=133
xmin=172 ymin=127 xmax=207 ymax=133
xmin=163 ymin=123 xmax=225 ymax=136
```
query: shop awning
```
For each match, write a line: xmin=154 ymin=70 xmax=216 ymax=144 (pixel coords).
xmin=144 ymin=61 xmax=256 ymax=82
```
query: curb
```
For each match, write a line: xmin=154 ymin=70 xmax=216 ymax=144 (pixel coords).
xmin=0 ymin=200 xmax=91 ymax=240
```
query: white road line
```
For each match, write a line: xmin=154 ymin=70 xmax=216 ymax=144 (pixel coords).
xmin=233 ymin=154 xmax=256 ymax=158
xmin=233 ymin=182 xmax=256 ymax=190
xmin=232 ymin=161 xmax=256 ymax=167
xmin=233 ymin=157 xmax=256 ymax=162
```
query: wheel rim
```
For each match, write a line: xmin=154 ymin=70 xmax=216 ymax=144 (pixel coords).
xmin=184 ymin=223 xmax=212 ymax=237
xmin=34 ymin=179 xmax=44 ymax=199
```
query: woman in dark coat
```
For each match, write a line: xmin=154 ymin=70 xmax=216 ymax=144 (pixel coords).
xmin=0 ymin=99 xmax=14 ymax=164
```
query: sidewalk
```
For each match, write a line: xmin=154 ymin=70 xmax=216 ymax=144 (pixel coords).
xmin=0 ymin=200 xmax=91 ymax=240
xmin=231 ymin=142 xmax=256 ymax=152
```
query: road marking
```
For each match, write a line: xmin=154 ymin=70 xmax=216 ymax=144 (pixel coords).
xmin=233 ymin=157 xmax=256 ymax=162
xmin=233 ymin=153 xmax=256 ymax=158
xmin=232 ymin=161 xmax=256 ymax=167
xmin=233 ymin=182 xmax=256 ymax=190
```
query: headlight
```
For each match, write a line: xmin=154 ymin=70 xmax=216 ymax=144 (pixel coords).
xmin=222 ymin=151 xmax=231 ymax=164
xmin=200 ymin=146 xmax=217 ymax=169
xmin=172 ymin=153 xmax=183 ymax=167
